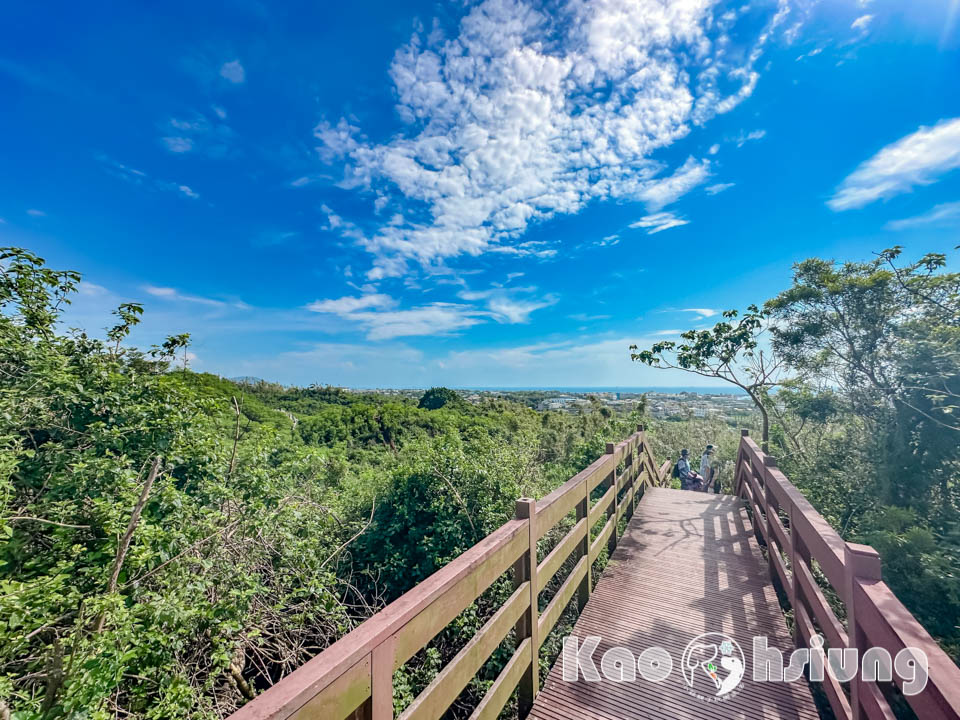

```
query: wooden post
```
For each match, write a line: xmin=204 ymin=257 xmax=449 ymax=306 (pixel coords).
xmin=762 ymin=455 xmax=776 ymax=554
xmin=514 ymin=498 xmax=539 ymax=714
xmin=635 ymin=424 xmax=645 ymax=501
xmin=605 ymin=443 xmax=617 ymax=554
xmin=371 ymin=639 xmax=395 ymax=720
xmin=577 ymin=476 xmax=591 ymax=610
xmin=788 ymin=502 xmax=806 ymax=643
xmin=625 ymin=438 xmax=636 ymax=522
xmin=735 ymin=429 xmax=749 ymax=497
xmin=845 ymin=543 xmax=882 ymax=720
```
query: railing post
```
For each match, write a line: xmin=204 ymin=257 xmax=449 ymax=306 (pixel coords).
xmin=605 ymin=442 xmax=617 ymax=553
xmin=735 ymin=429 xmax=749 ymax=497
xmin=514 ymin=498 xmax=539 ymax=714
xmin=371 ymin=639 xmax=395 ymax=720
xmin=845 ymin=543 xmax=882 ymax=720
xmin=577 ymin=476 xmax=591 ymax=610
xmin=788 ymin=501 xmax=806 ymax=642
xmin=626 ymin=428 xmax=640 ymax=520
xmin=762 ymin=455 xmax=776 ymax=552
xmin=635 ymin=425 xmax=646 ymax=499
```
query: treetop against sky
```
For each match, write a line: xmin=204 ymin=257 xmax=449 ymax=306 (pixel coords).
xmin=1 ymin=0 xmax=958 ymax=387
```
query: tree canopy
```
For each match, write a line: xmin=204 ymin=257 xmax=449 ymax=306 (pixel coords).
xmin=417 ymin=386 xmax=465 ymax=411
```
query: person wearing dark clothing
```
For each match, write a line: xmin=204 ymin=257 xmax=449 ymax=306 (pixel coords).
xmin=675 ymin=449 xmax=703 ymax=491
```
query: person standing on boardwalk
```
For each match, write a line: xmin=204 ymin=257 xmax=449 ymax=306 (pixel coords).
xmin=700 ymin=445 xmax=718 ymax=493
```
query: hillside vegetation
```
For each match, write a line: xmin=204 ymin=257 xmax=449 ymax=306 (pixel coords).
xmin=0 ymin=249 xmax=654 ymax=719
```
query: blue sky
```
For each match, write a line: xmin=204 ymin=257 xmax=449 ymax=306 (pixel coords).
xmin=2 ymin=0 xmax=959 ymax=388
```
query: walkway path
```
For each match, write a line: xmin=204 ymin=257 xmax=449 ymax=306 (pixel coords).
xmin=529 ymin=487 xmax=820 ymax=720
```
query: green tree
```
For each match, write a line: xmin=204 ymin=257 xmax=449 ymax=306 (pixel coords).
xmin=630 ymin=305 xmax=786 ymax=449
xmin=766 ymin=248 xmax=960 ymax=510
xmin=417 ymin=386 xmax=464 ymax=411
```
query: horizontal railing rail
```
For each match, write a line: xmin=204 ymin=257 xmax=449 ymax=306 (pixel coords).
xmin=734 ymin=430 xmax=960 ymax=720
xmin=230 ymin=425 xmax=668 ymax=720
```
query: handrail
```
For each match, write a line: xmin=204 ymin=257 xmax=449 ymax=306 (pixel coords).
xmin=734 ymin=431 xmax=960 ymax=720
xmin=230 ymin=425 xmax=668 ymax=720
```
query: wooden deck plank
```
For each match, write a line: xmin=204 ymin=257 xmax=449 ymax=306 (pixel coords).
xmin=529 ymin=488 xmax=820 ymax=720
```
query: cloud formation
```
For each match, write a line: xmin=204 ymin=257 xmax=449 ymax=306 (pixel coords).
xmin=705 ymin=182 xmax=734 ymax=195
xmin=144 ymin=285 xmax=248 ymax=309
xmin=851 ymin=14 xmax=874 ymax=32
xmin=828 ymin=117 xmax=960 ymax=210
xmin=219 ymin=59 xmax=245 ymax=84
xmin=680 ymin=307 xmax=719 ymax=318
xmin=160 ymin=112 xmax=236 ymax=157
xmin=314 ymin=0 xmax=786 ymax=278
xmin=629 ymin=212 xmax=689 ymax=234
xmin=885 ymin=201 xmax=960 ymax=230
xmin=307 ymin=285 xmax=554 ymax=339
xmin=99 ymin=156 xmax=200 ymax=201
xmin=736 ymin=129 xmax=767 ymax=147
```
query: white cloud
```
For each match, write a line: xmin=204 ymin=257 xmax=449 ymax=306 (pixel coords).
xmin=851 ymin=14 xmax=874 ymax=32
xmin=828 ymin=118 xmax=960 ymax=210
xmin=635 ymin=157 xmax=711 ymax=211
xmin=305 ymin=294 xmax=395 ymax=314
xmin=314 ymin=0 xmax=787 ymax=278
xmin=160 ymin=112 xmax=234 ymax=157
xmin=708 ymin=144 xmax=720 ymax=155
xmin=162 ymin=136 xmax=194 ymax=153
xmin=629 ymin=212 xmax=689 ymax=234
xmin=736 ymin=129 xmax=766 ymax=147
xmin=26 ymin=208 xmax=46 ymax=217
xmin=307 ymin=285 xmax=554 ymax=339
xmin=144 ymin=285 xmax=248 ymax=309
xmin=885 ymin=201 xmax=960 ymax=230
xmin=305 ymin=292 xmax=482 ymax=339
xmin=99 ymin=155 xmax=200 ymax=202
xmin=458 ymin=286 xmax=557 ymax=323
xmin=681 ymin=307 xmax=719 ymax=318
xmin=314 ymin=118 xmax=361 ymax=163
xmin=705 ymin=182 xmax=734 ymax=195
xmin=796 ymin=47 xmax=824 ymax=61
xmin=77 ymin=281 xmax=108 ymax=296
xmin=212 ymin=105 xmax=227 ymax=119
xmin=219 ymin=59 xmax=245 ymax=84
xmin=357 ymin=304 xmax=485 ymax=340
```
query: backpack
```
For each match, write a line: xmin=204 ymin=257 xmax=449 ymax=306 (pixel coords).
xmin=672 ymin=461 xmax=681 ymax=479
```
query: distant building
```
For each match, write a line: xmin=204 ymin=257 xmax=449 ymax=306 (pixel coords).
xmin=538 ymin=396 xmax=580 ymax=411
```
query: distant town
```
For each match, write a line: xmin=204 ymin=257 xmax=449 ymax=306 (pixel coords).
xmin=343 ymin=386 xmax=758 ymax=424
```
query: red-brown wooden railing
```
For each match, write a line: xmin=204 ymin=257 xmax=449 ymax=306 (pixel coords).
xmin=229 ymin=426 xmax=668 ymax=720
xmin=734 ymin=430 xmax=960 ymax=720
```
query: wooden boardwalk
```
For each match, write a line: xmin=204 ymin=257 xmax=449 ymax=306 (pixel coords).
xmin=529 ymin=487 xmax=820 ymax=720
